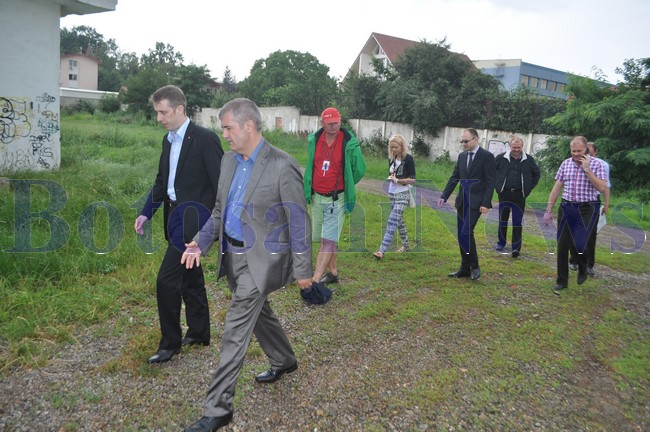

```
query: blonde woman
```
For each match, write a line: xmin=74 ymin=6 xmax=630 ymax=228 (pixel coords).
xmin=373 ymin=134 xmax=416 ymax=259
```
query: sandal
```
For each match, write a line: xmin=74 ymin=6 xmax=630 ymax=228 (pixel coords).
xmin=396 ymin=245 xmax=410 ymax=253
xmin=373 ymin=251 xmax=384 ymax=259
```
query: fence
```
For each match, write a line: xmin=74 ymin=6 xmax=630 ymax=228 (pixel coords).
xmin=197 ymin=106 xmax=551 ymax=160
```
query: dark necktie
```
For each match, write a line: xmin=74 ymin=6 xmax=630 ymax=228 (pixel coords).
xmin=467 ymin=151 xmax=474 ymax=171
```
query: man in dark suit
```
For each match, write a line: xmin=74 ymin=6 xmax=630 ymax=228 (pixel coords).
xmin=134 ymin=85 xmax=223 ymax=364
xmin=437 ymin=128 xmax=496 ymax=280
xmin=181 ymin=98 xmax=313 ymax=432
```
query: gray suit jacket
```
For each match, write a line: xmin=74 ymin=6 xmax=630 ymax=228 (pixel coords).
xmin=196 ymin=139 xmax=312 ymax=294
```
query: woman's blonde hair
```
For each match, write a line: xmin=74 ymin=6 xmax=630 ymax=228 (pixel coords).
xmin=387 ymin=134 xmax=410 ymax=160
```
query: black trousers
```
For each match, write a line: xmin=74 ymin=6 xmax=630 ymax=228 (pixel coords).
xmin=457 ymin=205 xmax=482 ymax=270
xmin=156 ymin=243 xmax=210 ymax=351
xmin=569 ymin=203 xmax=601 ymax=268
xmin=556 ymin=201 xmax=600 ymax=286
xmin=497 ymin=190 xmax=525 ymax=251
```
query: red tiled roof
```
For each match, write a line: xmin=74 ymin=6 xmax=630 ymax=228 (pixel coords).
xmin=371 ymin=32 xmax=475 ymax=69
xmin=372 ymin=32 xmax=419 ymax=64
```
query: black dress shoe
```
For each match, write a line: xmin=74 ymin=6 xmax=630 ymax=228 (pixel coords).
xmin=255 ymin=361 xmax=298 ymax=384
xmin=552 ymin=284 xmax=568 ymax=295
xmin=448 ymin=270 xmax=470 ymax=278
xmin=511 ymin=250 xmax=520 ymax=258
xmin=182 ymin=337 xmax=210 ymax=347
xmin=577 ymin=271 xmax=588 ymax=285
xmin=184 ymin=413 xmax=233 ymax=432
xmin=569 ymin=263 xmax=578 ymax=271
xmin=147 ymin=349 xmax=180 ymax=364
xmin=470 ymin=267 xmax=481 ymax=280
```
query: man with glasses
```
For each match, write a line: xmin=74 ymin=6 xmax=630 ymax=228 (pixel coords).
xmin=437 ymin=128 xmax=496 ymax=280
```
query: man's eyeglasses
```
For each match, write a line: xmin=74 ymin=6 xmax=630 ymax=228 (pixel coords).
xmin=460 ymin=137 xmax=475 ymax=144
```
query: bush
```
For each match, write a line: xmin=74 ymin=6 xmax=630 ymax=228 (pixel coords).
xmin=62 ymin=99 xmax=96 ymax=115
xmin=99 ymin=96 xmax=121 ymax=113
xmin=360 ymin=129 xmax=388 ymax=157
xmin=433 ymin=149 xmax=451 ymax=164
xmin=411 ymin=135 xmax=431 ymax=159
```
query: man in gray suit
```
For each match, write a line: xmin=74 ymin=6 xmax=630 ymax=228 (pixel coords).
xmin=181 ymin=98 xmax=313 ymax=431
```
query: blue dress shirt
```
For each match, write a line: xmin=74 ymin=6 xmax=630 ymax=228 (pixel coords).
xmin=224 ymin=138 xmax=265 ymax=241
xmin=166 ymin=118 xmax=191 ymax=201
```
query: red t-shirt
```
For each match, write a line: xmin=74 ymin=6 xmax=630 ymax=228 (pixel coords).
xmin=312 ymin=131 xmax=344 ymax=194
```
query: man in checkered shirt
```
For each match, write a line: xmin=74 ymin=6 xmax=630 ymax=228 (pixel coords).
xmin=543 ymin=136 xmax=608 ymax=295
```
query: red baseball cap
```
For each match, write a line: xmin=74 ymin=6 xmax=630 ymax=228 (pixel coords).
xmin=321 ymin=107 xmax=341 ymax=124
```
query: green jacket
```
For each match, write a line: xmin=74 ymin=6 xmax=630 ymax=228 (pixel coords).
xmin=304 ymin=127 xmax=366 ymax=213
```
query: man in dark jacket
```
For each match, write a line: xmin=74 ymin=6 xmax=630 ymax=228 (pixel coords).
xmin=494 ymin=136 xmax=540 ymax=257
xmin=437 ymin=128 xmax=496 ymax=280
xmin=134 ymin=85 xmax=223 ymax=364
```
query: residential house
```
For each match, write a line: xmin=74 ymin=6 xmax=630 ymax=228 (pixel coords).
xmin=202 ymin=78 xmax=223 ymax=95
xmin=60 ymin=53 xmax=100 ymax=90
xmin=347 ymin=32 xmax=475 ymax=78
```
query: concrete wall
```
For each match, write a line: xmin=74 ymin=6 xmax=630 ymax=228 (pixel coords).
xmin=60 ymin=87 xmax=120 ymax=108
xmin=197 ymin=106 xmax=550 ymax=160
xmin=197 ymin=106 xmax=302 ymax=133
xmin=1 ymin=0 xmax=62 ymax=171
xmin=0 ymin=0 xmax=116 ymax=173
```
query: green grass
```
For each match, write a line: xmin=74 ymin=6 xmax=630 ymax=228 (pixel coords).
xmin=1 ymin=117 xmax=648 ymax=429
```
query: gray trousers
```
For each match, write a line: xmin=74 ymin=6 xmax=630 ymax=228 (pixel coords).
xmin=203 ymin=251 xmax=296 ymax=417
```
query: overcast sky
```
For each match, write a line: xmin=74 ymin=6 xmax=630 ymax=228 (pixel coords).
xmin=60 ymin=0 xmax=649 ymax=84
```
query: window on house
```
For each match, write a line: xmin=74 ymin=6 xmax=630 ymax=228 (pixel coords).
xmin=69 ymin=60 xmax=78 ymax=67
xmin=557 ymin=83 xmax=565 ymax=93
xmin=530 ymin=77 xmax=539 ymax=88
xmin=539 ymin=79 xmax=547 ymax=90
xmin=520 ymin=75 xmax=529 ymax=86
xmin=69 ymin=74 xmax=77 ymax=81
xmin=549 ymin=81 xmax=557 ymax=92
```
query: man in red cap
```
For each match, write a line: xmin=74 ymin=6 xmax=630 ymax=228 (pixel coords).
xmin=304 ymin=107 xmax=366 ymax=286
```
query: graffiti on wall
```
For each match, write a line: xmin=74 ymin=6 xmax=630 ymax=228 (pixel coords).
xmin=1 ymin=93 xmax=58 ymax=171
xmin=488 ymin=139 xmax=509 ymax=157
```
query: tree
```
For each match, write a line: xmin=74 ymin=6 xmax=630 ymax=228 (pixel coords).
xmin=61 ymin=25 xmax=125 ymax=91
xmin=341 ymin=39 xmax=507 ymax=136
xmin=615 ymin=58 xmax=650 ymax=90
xmin=340 ymin=73 xmax=384 ymax=120
xmin=538 ymin=64 xmax=650 ymax=197
xmin=238 ymin=50 xmax=338 ymax=115
xmin=482 ymin=87 xmax=565 ymax=134
xmin=381 ymin=39 xmax=502 ymax=136
xmin=122 ymin=43 xmax=214 ymax=117
xmin=140 ymin=42 xmax=184 ymax=77
xmin=174 ymin=64 xmax=213 ymax=117
xmin=222 ymin=66 xmax=238 ymax=94
xmin=121 ymin=69 xmax=170 ymax=117
xmin=341 ymin=38 xmax=566 ymax=136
